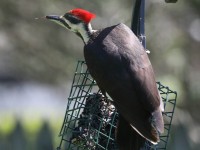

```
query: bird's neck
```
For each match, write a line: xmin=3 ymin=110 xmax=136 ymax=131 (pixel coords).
xmin=77 ymin=23 xmax=96 ymax=44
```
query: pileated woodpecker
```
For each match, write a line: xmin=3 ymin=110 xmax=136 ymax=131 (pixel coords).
xmin=46 ymin=8 xmax=164 ymax=150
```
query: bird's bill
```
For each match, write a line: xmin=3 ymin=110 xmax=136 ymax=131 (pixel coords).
xmin=46 ymin=15 xmax=70 ymax=29
xmin=46 ymin=15 xmax=62 ymax=21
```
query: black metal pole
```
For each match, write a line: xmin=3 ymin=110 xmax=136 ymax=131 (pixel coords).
xmin=131 ymin=0 xmax=177 ymax=48
xmin=131 ymin=0 xmax=141 ymax=36
xmin=139 ymin=0 xmax=146 ymax=48
xmin=131 ymin=0 xmax=146 ymax=48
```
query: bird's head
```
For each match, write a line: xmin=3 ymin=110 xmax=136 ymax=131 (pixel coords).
xmin=46 ymin=8 xmax=96 ymax=43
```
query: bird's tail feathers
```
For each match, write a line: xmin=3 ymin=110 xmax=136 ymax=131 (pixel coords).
xmin=116 ymin=108 xmax=164 ymax=149
xmin=130 ymin=123 xmax=159 ymax=145
xmin=130 ymin=108 xmax=164 ymax=144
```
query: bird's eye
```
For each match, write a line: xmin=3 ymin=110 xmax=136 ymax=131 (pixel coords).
xmin=64 ymin=13 xmax=82 ymax=24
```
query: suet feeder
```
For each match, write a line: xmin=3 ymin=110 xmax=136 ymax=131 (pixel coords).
xmin=56 ymin=61 xmax=177 ymax=150
xmin=57 ymin=0 xmax=177 ymax=149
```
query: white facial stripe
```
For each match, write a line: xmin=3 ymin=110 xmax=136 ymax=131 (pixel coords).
xmin=51 ymin=19 xmax=66 ymax=28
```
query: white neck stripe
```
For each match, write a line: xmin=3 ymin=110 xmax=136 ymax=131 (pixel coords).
xmin=62 ymin=17 xmax=94 ymax=44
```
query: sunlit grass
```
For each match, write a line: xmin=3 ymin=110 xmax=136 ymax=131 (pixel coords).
xmin=0 ymin=112 xmax=64 ymax=149
xmin=0 ymin=113 xmax=16 ymax=135
xmin=49 ymin=117 xmax=64 ymax=148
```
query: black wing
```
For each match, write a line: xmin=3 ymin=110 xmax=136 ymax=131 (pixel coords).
xmin=84 ymin=23 xmax=163 ymax=143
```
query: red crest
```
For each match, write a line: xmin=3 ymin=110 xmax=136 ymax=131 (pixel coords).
xmin=69 ymin=8 xmax=96 ymax=24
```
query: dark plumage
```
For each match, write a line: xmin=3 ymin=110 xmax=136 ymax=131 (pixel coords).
xmin=84 ymin=23 xmax=164 ymax=148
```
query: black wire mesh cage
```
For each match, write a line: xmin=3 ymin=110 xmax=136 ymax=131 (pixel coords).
xmin=57 ymin=61 xmax=177 ymax=150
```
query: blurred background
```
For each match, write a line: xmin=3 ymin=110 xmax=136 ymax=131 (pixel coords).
xmin=0 ymin=0 xmax=200 ymax=149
